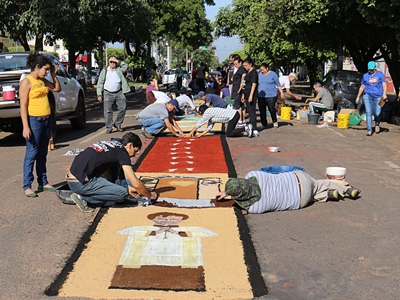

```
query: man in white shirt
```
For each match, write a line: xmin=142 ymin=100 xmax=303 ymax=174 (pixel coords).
xmin=279 ymin=72 xmax=301 ymax=101
xmin=97 ymin=56 xmax=130 ymax=133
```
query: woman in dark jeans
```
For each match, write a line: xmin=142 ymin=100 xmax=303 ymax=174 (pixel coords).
xmin=257 ymin=63 xmax=284 ymax=129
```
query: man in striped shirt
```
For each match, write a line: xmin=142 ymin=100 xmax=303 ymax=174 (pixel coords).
xmin=215 ymin=170 xmax=361 ymax=214
xmin=188 ymin=104 xmax=253 ymax=138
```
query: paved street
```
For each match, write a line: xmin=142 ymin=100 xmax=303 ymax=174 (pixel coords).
xmin=1 ymin=90 xmax=400 ymax=299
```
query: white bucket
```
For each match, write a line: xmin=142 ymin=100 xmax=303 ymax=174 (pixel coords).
xmin=326 ymin=167 xmax=347 ymax=180
xmin=2 ymin=86 xmax=15 ymax=100
xmin=323 ymin=111 xmax=335 ymax=122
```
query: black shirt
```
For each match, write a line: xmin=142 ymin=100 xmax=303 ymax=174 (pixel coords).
xmin=232 ymin=66 xmax=247 ymax=91
xmin=70 ymin=140 xmax=131 ymax=183
xmin=243 ymin=68 xmax=258 ymax=99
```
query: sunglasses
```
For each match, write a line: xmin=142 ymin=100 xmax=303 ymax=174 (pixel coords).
xmin=109 ymin=61 xmax=117 ymax=64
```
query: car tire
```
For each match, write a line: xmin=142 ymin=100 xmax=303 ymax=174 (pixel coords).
xmin=70 ymin=94 xmax=86 ymax=130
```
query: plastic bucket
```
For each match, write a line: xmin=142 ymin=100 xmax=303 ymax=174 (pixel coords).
xmin=337 ymin=113 xmax=350 ymax=129
xmin=326 ymin=167 xmax=346 ymax=180
xmin=308 ymin=113 xmax=319 ymax=124
xmin=299 ymin=109 xmax=310 ymax=122
xmin=281 ymin=106 xmax=292 ymax=120
xmin=260 ymin=166 xmax=304 ymax=174
xmin=2 ymin=86 xmax=15 ymax=100
xmin=323 ymin=110 xmax=335 ymax=122
xmin=349 ymin=112 xmax=362 ymax=126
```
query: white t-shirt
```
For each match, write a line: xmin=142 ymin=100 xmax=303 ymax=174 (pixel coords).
xmin=279 ymin=76 xmax=291 ymax=90
xmin=176 ymin=95 xmax=195 ymax=109
xmin=153 ymin=91 xmax=171 ymax=103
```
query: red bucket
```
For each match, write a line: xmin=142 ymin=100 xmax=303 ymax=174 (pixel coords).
xmin=2 ymin=86 xmax=15 ymax=100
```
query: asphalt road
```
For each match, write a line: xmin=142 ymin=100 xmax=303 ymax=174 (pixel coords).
xmin=1 ymin=91 xmax=400 ymax=299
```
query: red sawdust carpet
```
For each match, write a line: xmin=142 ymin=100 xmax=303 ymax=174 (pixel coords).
xmin=136 ymin=136 xmax=228 ymax=173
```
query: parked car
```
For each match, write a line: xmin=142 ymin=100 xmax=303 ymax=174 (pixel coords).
xmin=322 ymin=70 xmax=363 ymax=105
xmin=162 ymin=69 xmax=177 ymax=86
xmin=0 ymin=52 xmax=86 ymax=136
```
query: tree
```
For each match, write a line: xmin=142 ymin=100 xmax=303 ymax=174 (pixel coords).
xmin=214 ymin=0 xmax=400 ymax=92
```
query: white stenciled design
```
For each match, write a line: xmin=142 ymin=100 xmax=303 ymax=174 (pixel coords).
xmin=187 ymin=156 xmax=194 ymax=159
xmin=185 ymin=152 xmax=191 ymax=154
xmin=170 ymin=162 xmax=179 ymax=165
xmin=171 ymin=156 xmax=180 ymax=160
xmin=187 ymin=161 xmax=194 ymax=164
xmin=173 ymin=143 xmax=180 ymax=146
xmin=184 ymin=147 xmax=191 ymax=150
xmin=171 ymin=148 xmax=177 ymax=150
xmin=171 ymin=152 xmax=178 ymax=155
xmin=186 ymin=142 xmax=192 ymax=145
xmin=187 ymin=168 xmax=194 ymax=171
xmin=169 ymin=169 xmax=178 ymax=172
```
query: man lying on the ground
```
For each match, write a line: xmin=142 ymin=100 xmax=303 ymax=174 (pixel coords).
xmin=67 ymin=132 xmax=158 ymax=213
xmin=188 ymin=104 xmax=254 ymax=138
xmin=197 ymin=91 xmax=228 ymax=108
xmin=215 ymin=170 xmax=361 ymax=214
xmin=137 ymin=99 xmax=185 ymax=139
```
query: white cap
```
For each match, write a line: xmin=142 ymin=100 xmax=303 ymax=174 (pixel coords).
xmin=289 ymin=72 xmax=298 ymax=80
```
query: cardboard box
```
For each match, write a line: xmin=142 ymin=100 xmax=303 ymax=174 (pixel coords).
xmin=339 ymin=109 xmax=357 ymax=114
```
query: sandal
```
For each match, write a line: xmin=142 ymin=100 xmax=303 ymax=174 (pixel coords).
xmin=375 ymin=126 xmax=380 ymax=134
xmin=366 ymin=132 xmax=372 ymax=136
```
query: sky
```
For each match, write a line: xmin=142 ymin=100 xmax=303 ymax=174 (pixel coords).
xmin=205 ymin=0 xmax=243 ymax=63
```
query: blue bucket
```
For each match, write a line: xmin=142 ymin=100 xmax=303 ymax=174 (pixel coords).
xmin=260 ymin=166 xmax=304 ymax=174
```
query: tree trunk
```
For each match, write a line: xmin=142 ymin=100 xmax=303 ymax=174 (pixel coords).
xmin=18 ymin=31 xmax=29 ymax=51
xmin=68 ymin=46 xmax=77 ymax=77
xmin=34 ymin=34 xmax=43 ymax=51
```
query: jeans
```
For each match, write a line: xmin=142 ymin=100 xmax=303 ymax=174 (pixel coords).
xmin=363 ymin=94 xmax=381 ymax=132
xmin=23 ymin=116 xmax=51 ymax=190
xmin=68 ymin=176 xmax=129 ymax=204
xmin=309 ymin=102 xmax=327 ymax=114
xmin=103 ymin=90 xmax=126 ymax=130
xmin=139 ymin=117 xmax=165 ymax=134
xmin=258 ymin=96 xmax=278 ymax=126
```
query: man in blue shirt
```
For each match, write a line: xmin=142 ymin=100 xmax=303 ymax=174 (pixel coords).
xmin=198 ymin=91 xmax=227 ymax=108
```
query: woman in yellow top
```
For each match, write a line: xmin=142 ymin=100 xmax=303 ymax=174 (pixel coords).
xmin=19 ymin=52 xmax=61 ymax=197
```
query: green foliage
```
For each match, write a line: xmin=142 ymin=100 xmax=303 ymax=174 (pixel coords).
xmin=192 ymin=49 xmax=219 ymax=69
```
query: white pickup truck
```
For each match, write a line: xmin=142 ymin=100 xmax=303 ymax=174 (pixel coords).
xmin=0 ymin=52 xmax=86 ymax=136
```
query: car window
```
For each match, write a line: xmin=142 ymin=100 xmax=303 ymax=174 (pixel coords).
xmin=0 ymin=54 xmax=28 ymax=71
xmin=55 ymin=62 xmax=68 ymax=78
xmin=337 ymin=71 xmax=362 ymax=82
xmin=323 ymin=72 xmax=332 ymax=83
xmin=164 ymin=70 xmax=176 ymax=75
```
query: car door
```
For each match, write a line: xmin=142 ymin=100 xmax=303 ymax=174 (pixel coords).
xmin=48 ymin=57 xmax=77 ymax=112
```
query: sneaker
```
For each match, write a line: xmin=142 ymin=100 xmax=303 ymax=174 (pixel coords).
xmin=327 ymin=189 xmax=339 ymax=201
xmin=346 ymin=187 xmax=361 ymax=199
xmin=141 ymin=130 xmax=154 ymax=139
xmin=137 ymin=197 xmax=153 ymax=206
xmin=245 ymin=124 xmax=253 ymax=138
xmin=253 ymin=129 xmax=259 ymax=137
xmin=71 ymin=193 xmax=94 ymax=213
xmin=237 ymin=121 xmax=246 ymax=127
xmin=273 ymin=122 xmax=279 ymax=128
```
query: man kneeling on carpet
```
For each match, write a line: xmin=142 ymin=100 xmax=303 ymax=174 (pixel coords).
xmin=215 ymin=170 xmax=361 ymax=214
xmin=67 ymin=133 xmax=158 ymax=212
xmin=188 ymin=104 xmax=254 ymax=138
xmin=137 ymin=99 xmax=185 ymax=139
